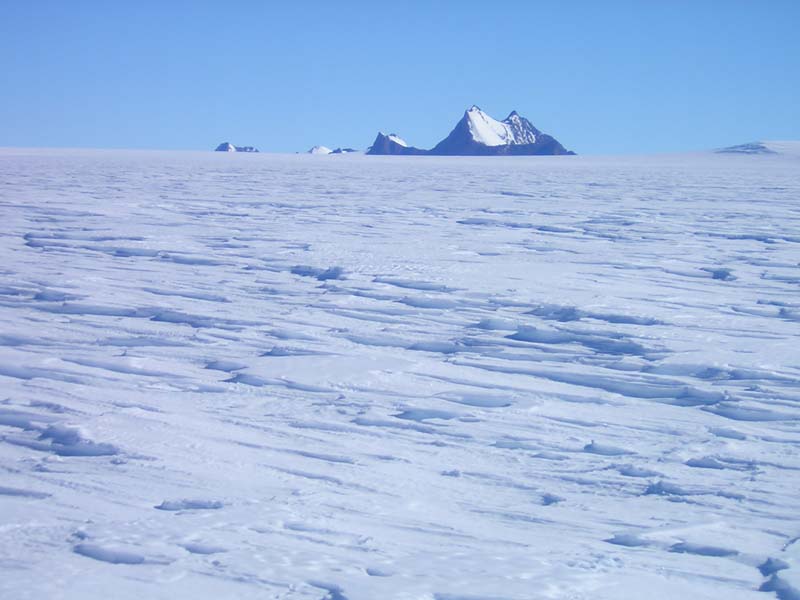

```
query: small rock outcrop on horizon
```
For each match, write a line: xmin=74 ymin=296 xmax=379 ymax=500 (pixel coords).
xmin=716 ymin=142 xmax=777 ymax=155
xmin=215 ymin=142 xmax=259 ymax=153
xmin=308 ymin=146 xmax=359 ymax=155
xmin=367 ymin=106 xmax=574 ymax=156
xmin=715 ymin=141 xmax=800 ymax=156
xmin=308 ymin=145 xmax=333 ymax=155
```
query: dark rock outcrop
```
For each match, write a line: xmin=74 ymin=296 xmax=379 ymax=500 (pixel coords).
xmin=715 ymin=142 xmax=777 ymax=155
xmin=215 ymin=142 xmax=259 ymax=153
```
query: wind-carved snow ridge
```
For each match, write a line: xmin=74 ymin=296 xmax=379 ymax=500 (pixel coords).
xmin=0 ymin=147 xmax=799 ymax=599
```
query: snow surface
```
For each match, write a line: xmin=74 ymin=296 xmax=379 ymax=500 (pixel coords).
xmin=761 ymin=141 xmax=800 ymax=155
xmin=387 ymin=134 xmax=408 ymax=147
xmin=1 ymin=148 xmax=800 ymax=599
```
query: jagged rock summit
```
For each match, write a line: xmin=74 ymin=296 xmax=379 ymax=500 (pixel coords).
xmin=215 ymin=142 xmax=259 ymax=153
xmin=367 ymin=106 xmax=574 ymax=156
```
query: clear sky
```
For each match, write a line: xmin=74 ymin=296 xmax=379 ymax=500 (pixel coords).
xmin=1 ymin=1 xmax=798 ymax=154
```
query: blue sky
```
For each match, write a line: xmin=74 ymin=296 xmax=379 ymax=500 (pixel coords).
xmin=1 ymin=1 xmax=798 ymax=154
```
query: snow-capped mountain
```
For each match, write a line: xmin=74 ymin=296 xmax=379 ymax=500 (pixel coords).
xmin=214 ymin=142 xmax=259 ymax=153
xmin=430 ymin=106 xmax=572 ymax=156
xmin=367 ymin=106 xmax=573 ymax=156
xmin=367 ymin=132 xmax=427 ymax=155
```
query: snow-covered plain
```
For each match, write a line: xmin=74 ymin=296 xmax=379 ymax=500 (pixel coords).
xmin=1 ymin=148 xmax=799 ymax=599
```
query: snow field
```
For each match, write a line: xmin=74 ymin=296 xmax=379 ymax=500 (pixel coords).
xmin=0 ymin=148 xmax=799 ymax=599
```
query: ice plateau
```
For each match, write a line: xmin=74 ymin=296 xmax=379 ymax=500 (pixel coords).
xmin=0 ymin=147 xmax=799 ymax=600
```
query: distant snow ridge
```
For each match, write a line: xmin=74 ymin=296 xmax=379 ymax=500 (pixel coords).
xmin=367 ymin=106 xmax=573 ymax=155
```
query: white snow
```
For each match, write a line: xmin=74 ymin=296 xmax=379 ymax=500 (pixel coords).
xmin=504 ymin=112 xmax=537 ymax=144
xmin=387 ymin=134 xmax=408 ymax=147
xmin=463 ymin=106 xmax=539 ymax=147
xmin=1 ymin=147 xmax=800 ymax=599
xmin=465 ymin=105 xmax=515 ymax=146
xmin=762 ymin=140 xmax=800 ymax=155
xmin=308 ymin=145 xmax=333 ymax=154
